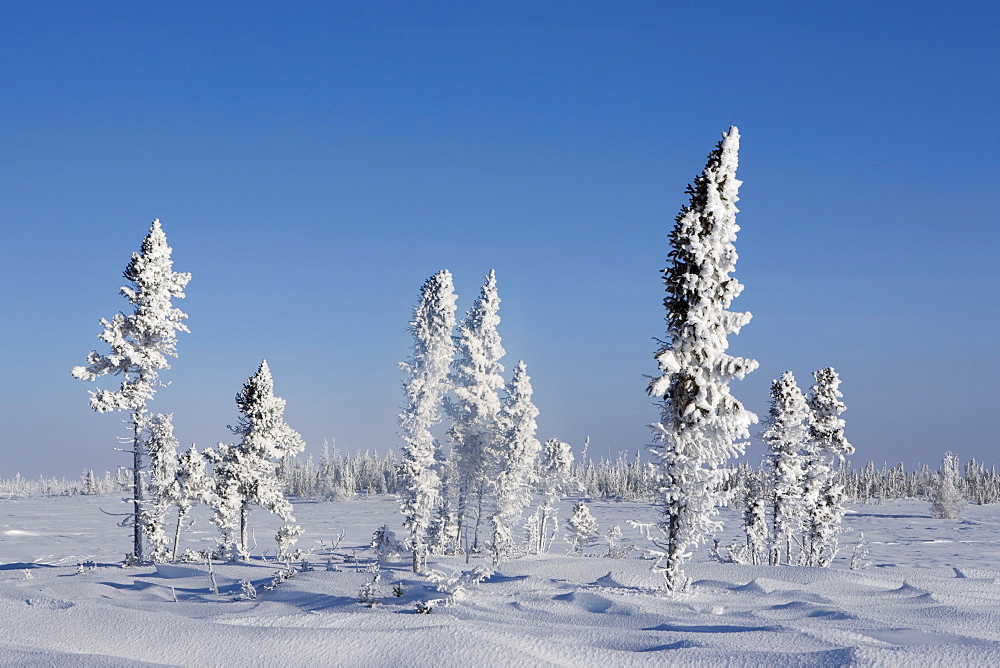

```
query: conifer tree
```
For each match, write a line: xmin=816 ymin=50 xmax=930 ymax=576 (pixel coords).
xmin=72 ymin=219 xmax=191 ymax=561
xmin=398 ymin=269 xmax=458 ymax=572
xmin=527 ymin=438 xmax=576 ymax=554
xmin=426 ymin=450 xmax=460 ymax=555
xmin=565 ymin=501 xmax=599 ymax=555
xmin=930 ymin=452 xmax=966 ymax=520
xmin=741 ymin=481 xmax=769 ymax=565
xmin=761 ymin=371 xmax=810 ymax=565
xmin=490 ymin=361 xmax=542 ymax=565
xmin=803 ymin=367 xmax=853 ymax=566
xmin=212 ymin=361 xmax=305 ymax=560
xmin=144 ymin=413 xmax=180 ymax=562
xmin=645 ymin=127 xmax=758 ymax=593
xmin=448 ymin=270 xmax=505 ymax=553
xmin=171 ymin=444 xmax=216 ymax=560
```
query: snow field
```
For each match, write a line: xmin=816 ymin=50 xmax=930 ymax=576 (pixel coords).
xmin=2 ymin=495 xmax=1000 ymax=665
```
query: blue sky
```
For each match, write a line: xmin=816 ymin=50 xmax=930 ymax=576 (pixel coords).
xmin=1 ymin=2 xmax=997 ymax=478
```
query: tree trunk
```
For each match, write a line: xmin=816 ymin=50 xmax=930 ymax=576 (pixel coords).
xmin=412 ymin=539 xmax=421 ymax=573
xmin=132 ymin=413 xmax=145 ymax=562
xmin=455 ymin=487 xmax=467 ymax=555
xmin=172 ymin=508 xmax=186 ymax=561
xmin=471 ymin=481 xmax=485 ymax=553
xmin=239 ymin=501 xmax=249 ymax=560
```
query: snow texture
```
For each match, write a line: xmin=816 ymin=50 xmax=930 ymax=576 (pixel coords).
xmin=3 ymin=494 xmax=1000 ymax=666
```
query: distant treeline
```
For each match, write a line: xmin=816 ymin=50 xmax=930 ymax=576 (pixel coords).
xmin=3 ymin=450 xmax=999 ymax=505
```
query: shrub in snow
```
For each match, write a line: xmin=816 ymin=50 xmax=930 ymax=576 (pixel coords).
xmin=850 ymin=531 xmax=871 ymax=570
xmin=276 ymin=524 xmax=304 ymax=560
xmin=603 ymin=525 xmax=631 ymax=559
xmin=490 ymin=361 xmax=542 ymax=566
xmin=71 ymin=219 xmax=191 ymax=562
xmin=425 ymin=565 xmax=493 ymax=608
xmin=239 ymin=580 xmax=257 ymax=601
xmin=371 ymin=525 xmax=404 ymax=560
xmin=398 ymin=270 xmax=457 ymax=572
xmin=447 ymin=270 xmax=506 ymax=554
xmin=565 ymin=501 xmax=599 ymax=555
xmin=358 ymin=573 xmax=382 ymax=607
xmin=761 ymin=371 xmax=810 ymax=565
xmin=803 ymin=367 xmax=853 ymax=567
xmin=644 ymin=127 xmax=758 ymax=593
xmin=930 ymin=452 xmax=966 ymax=520
xmin=212 ymin=361 xmax=305 ymax=561
xmin=264 ymin=565 xmax=296 ymax=592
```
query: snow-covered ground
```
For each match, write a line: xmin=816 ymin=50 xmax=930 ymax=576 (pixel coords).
xmin=2 ymin=495 xmax=999 ymax=665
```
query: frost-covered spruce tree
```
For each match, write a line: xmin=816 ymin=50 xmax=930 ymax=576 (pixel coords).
xmin=398 ymin=269 xmax=458 ymax=572
xmin=565 ymin=501 xmax=599 ymax=555
xmin=803 ymin=367 xmax=853 ymax=566
xmin=144 ymin=413 xmax=181 ymax=562
xmin=213 ymin=361 xmax=306 ymax=560
xmin=171 ymin=444 xmax=216 ymax=560
xmin=645 ymin=127 xmax=758 ymax=593
xmin=490 ymin=361 xmax=542 ymax=565
xmin=527 ymin=438 xmax=575 ymax=554
xmin=71 ymin=219 xmax=191 ymax=562
xmin=447 ymin=270 xmax=505 ymax=553
xmin=761 ymin=371 xmax=810 ymax=565
xmin=930 ymin=452 xmax=966 ymax=520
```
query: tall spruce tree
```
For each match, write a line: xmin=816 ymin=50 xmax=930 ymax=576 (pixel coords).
xmin=398 ymin=269 xmax=458 ymax=572
xmin=646 ymin=127 xmax=758 ymax=593
xmin=448 ymin=270 xmax=505 ymax=553
xmin=490 ymin=360 xmax=541 ymax=565
xmin=72 ymin=219 xmax=191 ymax=562
xmin=213 ymin=360 xmax=305 ymax=560
xmin=761 ymin=371 xmax=810 ymax=565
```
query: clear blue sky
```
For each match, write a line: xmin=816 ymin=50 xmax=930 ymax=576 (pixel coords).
xmin=2 ymin=2 xmax=997 ymax=478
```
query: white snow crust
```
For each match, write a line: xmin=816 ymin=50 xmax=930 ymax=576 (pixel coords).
xmin=1 ymin=495 xmax=999 ymax=665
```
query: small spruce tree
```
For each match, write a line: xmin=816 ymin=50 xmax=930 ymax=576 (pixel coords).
xmin=144 ymin=413 xmax=181 ymax=562
xmin=930 ymin=452 xmax=966 ymax=520
xmin=490 ymin=361 xmax=542 ymax=565
xmin=565 ymin=501 xmax=599 ymax=555
xmin=171 ymin=445 xmax=216 ymax=560
xmin=803 ymin=367 xmax=853 ymax=567
xmin=527 ymin=438 xmax=576 ymax=554
xmin=760 ymin=371 xmax=810 ymax=565
xmin=212 ymin=361 xmax=305 ymax=560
